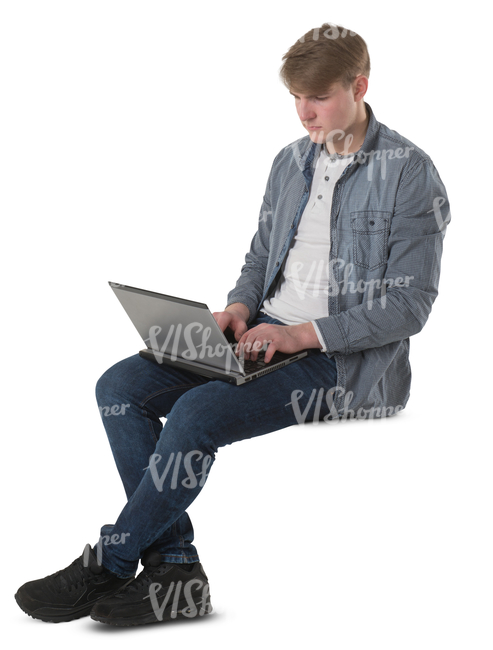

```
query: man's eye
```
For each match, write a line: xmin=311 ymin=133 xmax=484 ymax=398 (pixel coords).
xmin=316 ymin=96 xmax=329 ymax=101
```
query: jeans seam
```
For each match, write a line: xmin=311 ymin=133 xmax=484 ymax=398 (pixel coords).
xmin=138 ymin=382 xmax=206 ymax=410
xmin=161 ymin=553 xmax=200 ymax=562
xmin=143 ymin=407 xmax=160 ymax=444
xmin=139 ymin=383 xmax=206 ymax=443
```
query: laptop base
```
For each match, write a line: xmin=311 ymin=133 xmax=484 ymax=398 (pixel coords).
xmin=138 ymin=348 xmax=308 ymax=386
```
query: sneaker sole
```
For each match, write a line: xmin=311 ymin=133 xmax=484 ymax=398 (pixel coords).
xmin=90 ymin=596 xmax=213 ymax=627
xmin=15 ymin=592 xmax=96 ymax=623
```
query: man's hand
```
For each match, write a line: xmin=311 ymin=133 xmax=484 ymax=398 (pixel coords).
xmin=212 ymin=303 xmax=249 ymax=342
xmin=235 ymin=321 xmax=322 ymax=364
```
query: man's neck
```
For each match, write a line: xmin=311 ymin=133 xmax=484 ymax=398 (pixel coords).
xmin=328 ymin=104 xmax=369 ymax=155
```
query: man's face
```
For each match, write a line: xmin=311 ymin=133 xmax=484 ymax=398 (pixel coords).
xmin=290 ymin=76 xmax=366 ymax=148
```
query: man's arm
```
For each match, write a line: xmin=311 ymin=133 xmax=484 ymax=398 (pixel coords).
xmin=213 ymin=154 xmax=278 ymax=342
xmin=314 ymin=156 xmax=451 ymax=356
xmin=224 ymin=155 xmax=279 ymax=324
xmin=224 ymin=302 xmax=250 ymax=321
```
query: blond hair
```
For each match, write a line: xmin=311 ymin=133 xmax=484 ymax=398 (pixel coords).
xmin=279 ymin=23 xmax=371 ymax=95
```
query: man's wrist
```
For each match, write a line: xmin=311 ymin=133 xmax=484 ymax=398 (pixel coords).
xmin=224 ymin=302 xmax=250 ymax=322
xmin=292 ymin=321 xmax=323 ymax=350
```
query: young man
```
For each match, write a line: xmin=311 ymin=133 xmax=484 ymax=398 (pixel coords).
xmin=15 ymin=23 xmax=450 ymax=626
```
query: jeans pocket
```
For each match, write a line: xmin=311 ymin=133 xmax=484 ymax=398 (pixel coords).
xmin=351 ymin=211 xmax=391 ymax=271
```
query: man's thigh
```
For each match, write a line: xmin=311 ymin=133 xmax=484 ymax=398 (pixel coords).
xmin=162 ymin=349 xmax=338 ymax=450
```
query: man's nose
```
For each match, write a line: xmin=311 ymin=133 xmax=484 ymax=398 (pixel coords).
xmin=298 ymin=99 xmax=316 ymax=122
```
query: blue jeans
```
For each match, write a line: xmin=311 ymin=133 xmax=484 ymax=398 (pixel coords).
xmin=95 ymin=311 xmax=337 ymax=577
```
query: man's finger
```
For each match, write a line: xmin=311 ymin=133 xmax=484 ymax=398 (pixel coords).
xmin=234 ymin=322 xmax=248 ymax=340
xmin=264 ymin=342 xmax=278 ymax=364
xmin=213 ymin=312 xmax=230 ymax=331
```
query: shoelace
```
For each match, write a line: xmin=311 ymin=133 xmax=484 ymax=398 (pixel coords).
xmin=114 ymin=564 xmax=168 ymax=597
xmin=51 ymin=559 xmax=89 ymax=593
xmin=51 ymin=547 xmax=103 ymax=593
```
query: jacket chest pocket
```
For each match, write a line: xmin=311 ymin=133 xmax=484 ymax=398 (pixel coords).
xmin=350 ymin=211 xmax=391 ymax=271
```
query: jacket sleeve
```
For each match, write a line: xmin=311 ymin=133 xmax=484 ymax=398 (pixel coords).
xmin=313 ymin=156 xmax=451 ymax=356
xmin=225 ymin=156 xmax=278 ymax=324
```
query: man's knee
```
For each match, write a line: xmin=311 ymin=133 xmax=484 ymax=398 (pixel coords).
xmin=95 ymin=366 xmax=117 ymax=406
xmin=95 ymin=356 xmax=136 ymax=406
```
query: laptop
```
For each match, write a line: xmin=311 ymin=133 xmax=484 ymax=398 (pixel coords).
xmin=109 ymin=282 xmax=308 ymax=385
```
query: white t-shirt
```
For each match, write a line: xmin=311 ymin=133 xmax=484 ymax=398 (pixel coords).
xmin=261 ymin=145 xmax=355 ymax=351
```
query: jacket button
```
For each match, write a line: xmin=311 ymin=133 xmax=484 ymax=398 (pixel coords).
xmin=276 ymin=262 xmax=279 ymax=266
xmin=369 ymin=220 xmax=375 ymax=225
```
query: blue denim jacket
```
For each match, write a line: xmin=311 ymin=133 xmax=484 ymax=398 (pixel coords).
xmin=226 ymin=101 xmax=450 ymax=418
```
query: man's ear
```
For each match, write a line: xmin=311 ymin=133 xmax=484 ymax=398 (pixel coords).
xmin=353 ymin=74 xmax=368 ymax=102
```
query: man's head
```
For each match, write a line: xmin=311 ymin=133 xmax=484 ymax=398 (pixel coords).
xmin=279 ymin=23 xmax=371 ymax=152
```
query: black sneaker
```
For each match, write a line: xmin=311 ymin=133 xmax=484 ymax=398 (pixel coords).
xmin=90 ymin=550 xmax=213 ymax=626
xmin=15 ymin=544 xmax=134 ymax=623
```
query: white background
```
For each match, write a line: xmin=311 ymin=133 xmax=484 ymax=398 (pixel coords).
xmin=2 ymin=1 xmax=491 ymax=648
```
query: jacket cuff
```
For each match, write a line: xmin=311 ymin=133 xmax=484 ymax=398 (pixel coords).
xmin=310 ymin=320 xmax=328 ymax=352
xmin=313 ymin=314 xmax=348 ymax=356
